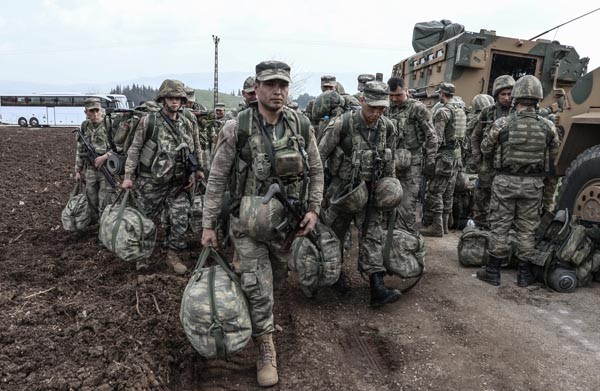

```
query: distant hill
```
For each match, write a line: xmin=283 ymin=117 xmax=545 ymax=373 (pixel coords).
xmin=194 ymin=89 xmax=243 ymax=110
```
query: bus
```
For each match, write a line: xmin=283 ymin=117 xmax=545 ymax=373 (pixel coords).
xmin=0 ymin=93 xmax=128 ymax=127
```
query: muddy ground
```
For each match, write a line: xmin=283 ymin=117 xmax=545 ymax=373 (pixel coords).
xmin=1 ymin=126 xmax=599 ymax=391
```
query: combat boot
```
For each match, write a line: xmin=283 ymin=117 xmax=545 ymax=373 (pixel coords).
xmin=255 ymin=333 xmax=278 ymax=387
xmin=420 ymin=215 xmax=444 ymax=237
xmin=442 ymin=213 xmax=450 ymax=234
xmin=166 ymin=250 xmax=188 ymax=275
xmin=332 ymin=270 xmax=351 ymax=295
xmin=476 ymin=253 xmax=502 ymax=286
xmin=517 ymin=259 xmax=536 ymax=287
xmin=369 ymin=272 xmax=401 ymax=307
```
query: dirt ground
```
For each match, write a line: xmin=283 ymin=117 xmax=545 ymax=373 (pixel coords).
xmin=1 ymin=126 xmax=600 ymax=391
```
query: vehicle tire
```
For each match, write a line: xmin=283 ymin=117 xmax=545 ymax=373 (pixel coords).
xmin=557 ymin=145 xmax=600 ymax=222
xmin=29 ymin=118 xmax=40 ymax=127
xmin=18 ymin=117 xmax=28 ymax=127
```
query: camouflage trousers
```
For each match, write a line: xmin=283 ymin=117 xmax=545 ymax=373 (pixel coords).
xmin=472 ymin=168 xmax=495 ymax=227
xmin=229 ymin=215 xmax=289 ymax=337
xmin=84 ymin=166 xmax=116 ymax=221
xmin=488 ymin=175 xmax=543 ymax=260
xmin=134 ymin=177 xmax=191 ymax=250
xmin=396 ymin=163 xmax=422 ymax=229
xmin=423 ymin=170 xmax=457 ymax=224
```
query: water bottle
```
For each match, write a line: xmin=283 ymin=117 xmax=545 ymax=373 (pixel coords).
xmin=466 ymin=219 xmax=476 ymax=228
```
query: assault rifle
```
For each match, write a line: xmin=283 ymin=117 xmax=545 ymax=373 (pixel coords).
xmin=262 ymin=183 xmax=320 ymax=252
xmin=73 ymin=127 xmax=117 ymax=189
xmin=359 ymin=152 xmax=383 ymax=265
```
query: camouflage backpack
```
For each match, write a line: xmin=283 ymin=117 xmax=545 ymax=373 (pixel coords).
xmin=457 ymin=226 xmax=491 ymax=267
xmin=290 ymin=222 xmax=342 ymax=298
xmin=383 ymin=210 xmax=425 ymax=286
xmin=180 ymin=246 xmax=252 ymax=359
xmin=99 ymin=190 xmax=156 ymax=262
xmin=61 ymin=182 xmax=94 ymax=231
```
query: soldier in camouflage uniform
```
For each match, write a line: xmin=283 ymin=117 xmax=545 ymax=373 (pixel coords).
xmin=353 ymin=73 xmax=375 ymax=100
xmin=387 ymin=76 xmax=438 ymax=229
xmin=335 ymin=81 xmax=361 ymax=112
xmin=464 ymin=94 xmax=494 ymax=170
xmin=477 ymin=75 xmax=560 ymax=286
xmin=184 ymin=87 xmax=205 ymax=111
xmin=319 ymin=80 xmax=402 ymax=307
xmin=121 ymin=79 xmax=200 ymax=274
xmin=201 ymin=61 xmax=323 ymax=387
xmin=420 ymin=83 xmax=466 ymax=237
xmin=468 ymin=75 xmax=514 ymax=227
xmin=226 ymin=77 xmax=257 ymax=120
xmin=74 ymin=98 xmax=116 ymax=221
xmin=320 ymin=75 xmax=337 ymax=92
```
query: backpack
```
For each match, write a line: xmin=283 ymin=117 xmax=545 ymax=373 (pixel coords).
xmin=290 ymin=222 xmax=342 ymax=298
xmin=61 ymin=182 xmax=95 ymax=231
xmin=180 ymin=246 xmax=252 ymax=359
xmin=99 ymin=190 xmax=156 ymax=262
xmin=457 ymin=226 xmax=491 ymax=267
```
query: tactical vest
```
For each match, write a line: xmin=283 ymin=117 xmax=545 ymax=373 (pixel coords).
xmin=335 ymin=111 xmax=393 ymax=183
xmin=233 ymin=107 xmax=310 ymax=203
xmin=443 ymin=100 xmax=467 ymax=144
xmin=495 ymin=111 xmax=551 ymax=174
xmin=480 ymin=103 xmax=510 ymax=129
xmin=392 ymin=99 xmax=422 ymax=151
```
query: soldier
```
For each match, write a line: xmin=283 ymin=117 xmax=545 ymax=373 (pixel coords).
xmin=477 ymin=75 xmax=560 ymax=286
xmin=201 ymin=60 xmax=323 ymax=387
xmin=184 ymin=87 xmax=206 ymax=111
xmin=464 ymin=93 xmax=494 ymax=170
xmin=420 ymin=83 xmax=466 ymax=237
xmin=319 ymin=80 xmax=402 ymax=307
xmin=215 ymin=102 xmax=226 ymax=121
xmin=354 ymin=73 xmax=375 ymax=100
xmin=387 ymin=76 xmax=438 ymax=228
xmin=227 ymin=77 xmax=257 ymax=120
xmin=320 ymin=75 xmax=337 ymax=92
xmin=74 ymin=98 xmax=116 ymax=221
xmin=335 ymin=81 xmax=361 ymax=111
xmin=468 ymin=75 xmax=515 ymax=227
xmin=121 ymin=79 xmax=200 ymax=274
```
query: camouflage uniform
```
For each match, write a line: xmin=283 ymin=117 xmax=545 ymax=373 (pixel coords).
xmin=75 ymin=99 xmax=116 ymax=219
xmin=387 ymin=98 xmax=438 ymax=228
xmin=354 ymin=73 xmax=375 ymax=100
xmin=202 ymin=61 xmax=324 ymax=338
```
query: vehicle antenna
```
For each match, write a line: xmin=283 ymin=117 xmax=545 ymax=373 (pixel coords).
xmin=530 ymin=7 xmax=600 ymax=40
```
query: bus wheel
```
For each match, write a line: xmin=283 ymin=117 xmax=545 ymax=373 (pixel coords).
xmin=29 ymin=117 xmax=39 ymax=127
xmin=18 ymin=117 xmax=28 ymax=127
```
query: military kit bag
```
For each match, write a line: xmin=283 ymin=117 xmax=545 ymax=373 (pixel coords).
xmin=457 ymin=226 xmax=491 ymax=267
xmin=180 ymin=246 xmax=252 ymax=360
xmin=99 ymin=190 xmax=156 ymax=262
xmin=290 ymin=222 xmax=342 ymax=298
xmin=189 ymin=181 xmax=205 ymax=235
xmin=383 ymin=210 xmax=425 ymax=281
xmin=61 ymin=182 xmax=94 ymax=231
xmin=556 ymin=223 xmax=593 ymax=266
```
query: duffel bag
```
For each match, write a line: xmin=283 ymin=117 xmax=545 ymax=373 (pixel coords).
xmin=61 ymin=182 xmax=94 ymax=231
xmin=99 ymin=190 xmax=156 ymax=261
xmin=556 ymin=222 xmax=593 ymax=266
xmin=290 ymin=222 xmax=342 ymax=298
xmin=180 ymin=246 xmax=252 ymax=359
xmin=383 ymin=210 xmax=425 ymax=281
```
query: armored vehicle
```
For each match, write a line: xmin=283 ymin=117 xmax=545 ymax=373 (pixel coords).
xmin=392 ymin=29 xmax=600 ymax=222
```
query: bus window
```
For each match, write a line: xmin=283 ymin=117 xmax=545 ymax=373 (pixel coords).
xmin=1 ymin=96 xmax=18 ymax=105
xmin=42 ymin=96 xmax=57 ymax=106
xmin=29 ymin=97 xmax=43 ymax=106
xmin=73 ymin=97 xmax=86 ymax=107
xmin=57 ymin=97 xmax=73 ymax=106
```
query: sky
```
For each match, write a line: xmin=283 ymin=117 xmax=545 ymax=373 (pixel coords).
xmin=0 ymin=0 xmax=599 ymax=96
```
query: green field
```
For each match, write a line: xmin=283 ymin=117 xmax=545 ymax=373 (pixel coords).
xmin=193 ymin=89 xmax=243 ymax=110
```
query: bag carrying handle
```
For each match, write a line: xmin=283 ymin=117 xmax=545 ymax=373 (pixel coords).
xmin=194 ymin=246 xmax=240 ymax=284
xmin=71 ymin=181 xmax=83 ymax=198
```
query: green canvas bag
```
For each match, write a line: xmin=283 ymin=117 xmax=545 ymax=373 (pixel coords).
xmin=61 ymin=182 xmax=94 ymax=231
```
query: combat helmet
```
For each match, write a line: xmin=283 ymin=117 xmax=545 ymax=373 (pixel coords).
xmin=156 ymin=79 xmax=188 ymax=103
xmin=330 ymin=180 xmax=368 ymax=213
xmin=471 ymin=94 xmax=494 ymax=112
xmin=238 ymin=196 xmax=285 ymax=242
xmin=492 ymin=75 xmax=516 ymax=97
xmin=372 ymin=177 xmax=403 ymax=211
xmin=512 ymin=75 xmax=543 ymax=100
xmin=312 ymin=90 xmax=344 ymax=120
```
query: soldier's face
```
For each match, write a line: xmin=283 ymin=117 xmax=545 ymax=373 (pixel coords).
xmin=321 ymin=85 xmax=335 ymax=92
xmin=215 ymin=109 xmax=225 ymax=118
xmin=389 ymin=87 xmax=408 ymax=106
xmin=360 ymin=102 xmax=386 ymax=125
xmin=256 ymin=80 xmax=289 ymax=112
xmin=85 ymin=108 xmax=102 ymax=123
xmin=242 ymin=90 xmax=257 ymax=104
xmin=164 ymin=97 xmax=183 ymax=112
xmin=497 ymin=89 xmax=512 ymax=108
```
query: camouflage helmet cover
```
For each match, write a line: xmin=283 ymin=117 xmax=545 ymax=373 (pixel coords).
xmin=512 ymin=75 xmax=543 ymax=100
xmin=330 ymin=180 xmax=368 ymax=213
xmin=471 ymin=94 xmax=494 ymax=112
xmin=312 ymin=90 xmax=344 ymax=120
xmin=239 ymin=196 xmax=285 ymax=241
xmin=373 ymin=177 xmax=403 ymax=211
xmin=184 ymin=87 xmax=196 ymax=102
xmin=492 ymin=75 xmax=516 ymax=97
xmin=157 ymin=79 xmax=187 ymax=102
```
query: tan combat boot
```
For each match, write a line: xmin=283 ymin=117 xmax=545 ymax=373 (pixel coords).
xmin=442 ymin=213 xmax=450 ymax=234
xmin=420 ymin=215 xmax=444 ymax=237
xmin=256 ymin=333 xmax=278 ymax=387
xmin=166 ymin=250 xmax=188 ymax=275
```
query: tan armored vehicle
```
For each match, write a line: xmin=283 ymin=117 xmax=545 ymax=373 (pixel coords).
xmin=392 ymin=28 xmax=600 ymax=221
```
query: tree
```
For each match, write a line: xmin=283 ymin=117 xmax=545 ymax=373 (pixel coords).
xmin=110 ymin=84 xmax=159 ymax=106
xmin=295 ymin=93 xmax=315 ymax=110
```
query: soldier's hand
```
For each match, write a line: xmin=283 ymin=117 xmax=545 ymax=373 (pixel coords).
xmin=94 ymin=153 xmax=109 ymax=169
xmin=74 ymin=171 xmax=82 ymax=181
xmin=196 ymin=170 xmax=205 ymax=180
xmin=296 ymin=211 xmax=318 ymax=237
xmin=121 ymin=179 xmax=134 ymax=190
xmin=201 ymin=228 xmax=219 ymax=249
xmin=423 ymin=162 xmax=435 ymax=178
xmin=184 ymin=174 xmax=195 ymax=191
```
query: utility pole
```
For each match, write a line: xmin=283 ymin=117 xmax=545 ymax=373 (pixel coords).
xmin=212 ymin=35 xmax=220 ymax=109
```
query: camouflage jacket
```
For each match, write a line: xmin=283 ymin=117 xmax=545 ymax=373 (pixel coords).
xmin=470 ymin=103 xmax=511 ymax=162
xmin=387 ymin=98 xmax=438 ymax=166
xmin=123 ymin=110 xmax=199 ymax=180
xmin=202 ymin=107 xmax=324 ymax=229
xmin=75 ymin=119 xmax=110 ymax=172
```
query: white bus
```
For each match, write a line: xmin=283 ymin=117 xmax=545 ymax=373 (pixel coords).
xmin=0 ymin=93 xmax=128 ymax=127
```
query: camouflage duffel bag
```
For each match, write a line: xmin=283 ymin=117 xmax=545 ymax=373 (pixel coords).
xmin=189 ymin=181 xmax=205 ymax=234
xmin=99 ymin=190 xmax=156 ymax=262
xmin=556 ymin=223 xmax=593 ymax=266
xmin=383 ymin=211 xmax=425 ymax=279
xmin=61 ymin=182 xmax=94 ymax=231
xmin=457 ymin=226 xmax=491 ymax=267
xmin=290 ymin=222 xmax=342 ymax=298
xmin=180 ymin=246 xmax=252 ymax=359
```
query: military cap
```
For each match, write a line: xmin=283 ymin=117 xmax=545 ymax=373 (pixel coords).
xmin=436 ymin=82 xmax=456 ymax=95
xmin=357 ymin=74 xmax=375 ymax=83
xmin=362 ymin=81 xmax=390 ymax=107
xmin=321 ymin=75 xmax=337 ymax=88
xmin=184 ymin=87 xmax=196 ymax=102
xmin=215 ymin=102 xmax=226 ymax=109
xmin=243 ymin=76 xmax=256 ymax=93
xmin=255 ymin=60 xmax=291 ymax=83
xmin=84 ymin=98 xmax=102 ymax=110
